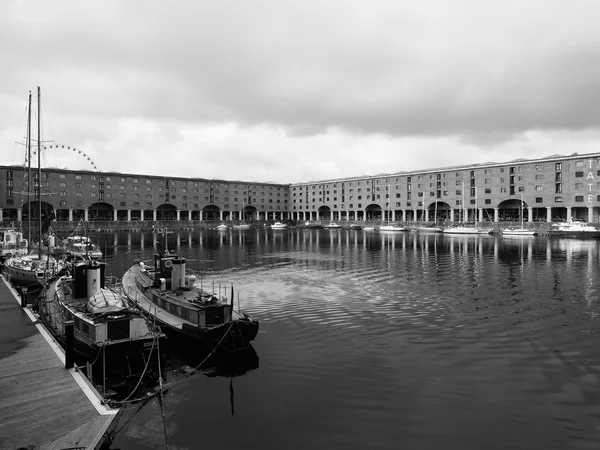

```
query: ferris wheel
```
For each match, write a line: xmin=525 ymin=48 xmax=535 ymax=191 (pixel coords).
xmin=24 ymin=143 xmax=99 ymax=172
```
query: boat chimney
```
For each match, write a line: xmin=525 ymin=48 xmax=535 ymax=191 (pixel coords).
xmin=86 ymin=261 xmax=102 ymax=297
xmin=171 ymin=258 xmax=186 ymax=291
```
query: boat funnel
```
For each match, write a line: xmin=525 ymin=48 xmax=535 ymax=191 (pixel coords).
xmin=171 ymin=258 xmax=186 ymax=291
xmin=87 ymin=262 xmax=102 ymax=297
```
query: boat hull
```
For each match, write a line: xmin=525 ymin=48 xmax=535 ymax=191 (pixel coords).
xmin=549 ymin=231 xmax=600 ymax=238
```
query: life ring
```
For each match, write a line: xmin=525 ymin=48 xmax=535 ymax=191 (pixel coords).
xmin=164 ymin=260 xmax=173 ymax=268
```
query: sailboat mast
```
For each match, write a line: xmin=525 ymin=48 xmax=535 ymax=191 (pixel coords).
xmin=37 ymin=86 xmax=42 ymax=256
xmin=26 ymin=91 xmax=32 ymax=253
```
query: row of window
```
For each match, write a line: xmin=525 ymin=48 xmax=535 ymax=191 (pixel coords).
xmin=292 ymin=160 xmax=600 ymax=191
xmin=291 ymin=195 xmax=600 ymax=210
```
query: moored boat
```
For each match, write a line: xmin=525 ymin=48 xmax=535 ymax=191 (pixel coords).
xmin=63 ymin=235 xmax=103 ymax=259
xmin=379 ymin=224 xmax=407 ymax=232
xmin=3 ymin=251 xmax=64 ymax=289
xmin=122 ymin=250 xmax=259 ymax=353
xmin=324 ymin=222 xmax=342 ymax=229
xmin=39 ymin=260 xmax=166 ymax=388
xmin=549 ymin=221 xmax=600 ymax=238
xmin=270 ymin=222 xmax=288 ymax=229
xmin=0 ymin=227 xmax=28 ymax=258
xmin=299 ymin=221 xmax=323 ymax=229
xmin=501 ymin=227 xmax=536 ymax=236
xmin=442 ymin=226 xmax=481 ymax=234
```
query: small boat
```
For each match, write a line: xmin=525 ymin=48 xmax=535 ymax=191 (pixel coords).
xmin=3 ymin=251 xmax=64 ymax=288
xmin=379 ymin=224 xmax=407 ymax=232
xmin=324 ymin=222 xmax=342 ymax=229
xmin=39 ymin=260 xmax=166 ymax=388
xmin=299 ymin=221 xmax=323 ymax=229
xmin=3 ymin=88 xmax=64 ymax=289
xmin=549 ymin=221 xmax=600 ymax=238
xmin=270 ymin=222 xmax=288 ymax=229
xmin=0 ymin=227 xmax=28 ymax=258
xmin=216 ymin=224 xmax=229 ymax=231
xmin=501 ymin=227 xmax=536 ymax=236
xmin=413 ymin=225 xmax=443 ymax=233
xmin=63 ymin=235 xmax=103 ymax=259
xmin=344 ymin=224 xmax=362 ymax=230
xmin=442 ymin=226 xmax=481 ymax=234
xmin=122 ymin=250 xmax=259 ymax=353
xmin=501 ymin=195 xmax=536 ymax=236
xmin=232 ymin=223 xmax=251 ymax=230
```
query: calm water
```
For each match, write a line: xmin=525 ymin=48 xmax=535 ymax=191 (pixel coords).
xmin=99 ymin=228 xmax=600 ymax=450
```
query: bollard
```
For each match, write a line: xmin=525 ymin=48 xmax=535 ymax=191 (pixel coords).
xmin=20 ymin=287 xmax=28 ymax=308
xmin=65 ymin=320 xmax=75 ymax=369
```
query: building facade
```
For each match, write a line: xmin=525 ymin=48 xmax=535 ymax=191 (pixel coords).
xmin=288 ymin=152 xmax=600 ymax=224
xmin=0 ymin=166 xmax=289 ymax=223
xmin=1 ymin=152 xmax=600 ymax=225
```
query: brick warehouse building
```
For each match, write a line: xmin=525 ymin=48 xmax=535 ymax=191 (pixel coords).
xmin=1 ymin=151 xmax=599 ymax=226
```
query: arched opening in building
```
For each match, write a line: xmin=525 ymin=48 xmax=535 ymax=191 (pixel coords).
xmin=364 ymin=204 xmax=383 ymax=221
xmin=157 ymin=204 xmax=177 ymax=220
xmin=88 ymin=202 xmax=114 ymax=221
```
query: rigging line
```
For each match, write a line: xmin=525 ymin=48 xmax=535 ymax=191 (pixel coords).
xmin=39 ymin=90 xmax=56 ymax=145
xmin=110 ymin=321 xmax=236 ymax=407
xmin=116 ymin=333 xmax=159 ymax=404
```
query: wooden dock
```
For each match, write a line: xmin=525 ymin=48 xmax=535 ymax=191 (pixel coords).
xmin=0 ymin=277 xmax=120 ymax=450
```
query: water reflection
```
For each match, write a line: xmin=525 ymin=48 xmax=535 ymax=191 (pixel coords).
xmin=101 ymin=228 xmax=600 ymax=450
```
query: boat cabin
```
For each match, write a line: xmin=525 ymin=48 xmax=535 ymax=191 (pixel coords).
xmin=143 ymin=251 xmax=233 ymax=328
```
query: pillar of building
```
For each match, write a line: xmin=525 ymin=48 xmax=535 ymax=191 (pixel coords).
xmin=478 ymin=208 xmax=483 ymax=223
xmin=412 ymin=209 xmax=417 ymax=222
xmin=450 ymin=209 xmax=455 ymax=222
xmin=587 ymin=206 xmax=593 ymax=223
xmin=68 ymin=209 xmax=73 ymax=222
xmin=527 ymin=207 xmax=533 ymax=222
xmin=176 ymin=210 xmax=180 ymax=221
xmin=219 ymin=211 xmax=223 ymax=221
xmin=425 ymin=209 xmax=429 ymax=222
xmin=153 ymin=210 xmax=157 ymax=221
xmin=127 ymin=210 xmax=131 ymax=221
xmin=84 ymin=209 xmax=89 ymax=221
xmin=546 ymin=207 xmax=552 ymax=222
xmin=188 ymin=210 xmax=192 ymax=221
xmin=566 ymin=206 xmax=572 ymax=222
xmin=113 ymin=210 xmax=117 ymax=221
xmin=0 ymin=208 xmax=3 ymax=222
xmin=18 ymin=208 xmax=22 ymax=222
xmin=494 ymin=208 xmax=499 ymax=222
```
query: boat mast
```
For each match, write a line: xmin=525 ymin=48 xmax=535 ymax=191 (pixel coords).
xmin=37 ymin=86 xmax=42 ymax=256
xmin=26 ymin=91 xmax=32 ymax=253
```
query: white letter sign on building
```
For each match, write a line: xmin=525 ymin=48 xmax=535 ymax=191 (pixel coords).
xmin=588 ymin=160 xmax=596 ymax=202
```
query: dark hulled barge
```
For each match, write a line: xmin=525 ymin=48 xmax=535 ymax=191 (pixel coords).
xmin=39 ymin=260 xmax=167 ymax=388
xmin=122 ymin=251 xmax=259 ymax=353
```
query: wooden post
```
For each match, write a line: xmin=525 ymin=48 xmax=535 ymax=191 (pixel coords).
xmin=65 ymin=320 xmax=75 ymax=369
xmin=20 ymin=287 xmax=28 ymax=307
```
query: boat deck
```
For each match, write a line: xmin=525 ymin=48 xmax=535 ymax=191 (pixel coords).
xmin=0 ymin=276 xmax=120 ymax=449
xmin=123 ymin=265 xmax=245 ymax=329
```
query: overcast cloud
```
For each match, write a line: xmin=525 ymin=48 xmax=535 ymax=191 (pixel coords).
xmin=2 ymin=0 xmax=600 ymax=183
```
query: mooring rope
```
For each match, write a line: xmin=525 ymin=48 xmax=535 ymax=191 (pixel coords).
xmin=108 ymin=322 xmax=235 ymax=407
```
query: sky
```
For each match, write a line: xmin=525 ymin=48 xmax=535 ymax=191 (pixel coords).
xmin=2 ymin=0 xmax=600 ymax=185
